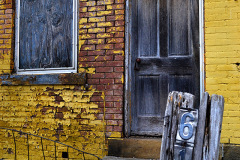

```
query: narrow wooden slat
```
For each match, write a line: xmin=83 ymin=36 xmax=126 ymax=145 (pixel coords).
xmin=193 ymin=92 xmax=209 ymax=160
xmin=169 ymin=92 xmax=180 ymax=159
xmin=160 ymin=92 xmax=174 ymax=160
xmin=208 ymin=95 xmax=224 ymax=160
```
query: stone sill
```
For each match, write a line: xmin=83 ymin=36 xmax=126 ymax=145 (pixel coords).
xmin=0 ymin=73 xmax=86 ymax=86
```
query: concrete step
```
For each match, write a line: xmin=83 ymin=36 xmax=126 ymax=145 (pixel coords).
xmin=103 ymin=156 xmax=155 ymax=160
xmin=107 ymin=138 xmax=161 ymax=159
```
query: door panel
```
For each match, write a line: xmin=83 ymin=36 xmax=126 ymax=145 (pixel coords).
xmin=138 ymin=76 xmax=161 ymax=115
xmin=130 ymin=0 xmax=199 ymax=136
xmin=169 ymin=0 xmax=189 ymax=56
xmin=138 ymin=0 xmax=159 ymax=57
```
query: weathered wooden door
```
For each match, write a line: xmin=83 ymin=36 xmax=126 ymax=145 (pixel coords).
xmin=129 ymin=0 xmax=200 ymax=136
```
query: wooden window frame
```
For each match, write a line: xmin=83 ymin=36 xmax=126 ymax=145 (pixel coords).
xmin=15 ymin=0 xmax=78 ymax=75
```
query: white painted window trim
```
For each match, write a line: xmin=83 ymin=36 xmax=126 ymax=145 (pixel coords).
xmin=15 ymin=0 xmax=78 ymax=75
xmin=199 ymin=0 xmax=205 ymax=99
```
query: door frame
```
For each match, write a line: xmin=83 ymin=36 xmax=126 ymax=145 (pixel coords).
xmin=124 ymin=0 xmax=205 ymax=137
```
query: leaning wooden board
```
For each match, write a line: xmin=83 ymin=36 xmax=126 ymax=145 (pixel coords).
xmin=160 ymin=91 xmax=224 ymax=160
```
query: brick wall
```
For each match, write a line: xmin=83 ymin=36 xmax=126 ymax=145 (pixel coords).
xmin=79 ymin=0 xmax=125 ymax=138
xmin=205 ymin=0 xmax=240 ymax=144
xmin=0 ymin=0 xmax=13 ymax=74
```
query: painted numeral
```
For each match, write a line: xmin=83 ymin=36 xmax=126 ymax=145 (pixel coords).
xmin=179 ymin=149 xmax=186 ymax=160
xmin=179 ymin=112 xmax=194 ymax=140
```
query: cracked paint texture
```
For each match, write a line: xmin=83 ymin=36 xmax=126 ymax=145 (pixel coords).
xmin=0 ymin=85 xmax=107 ymax=159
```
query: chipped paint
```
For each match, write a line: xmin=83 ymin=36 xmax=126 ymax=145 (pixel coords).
xmin=0 ymin=86 xmax=107 ymax=159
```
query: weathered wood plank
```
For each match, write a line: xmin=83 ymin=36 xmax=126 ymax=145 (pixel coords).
xmin=193 ymin=92 xmax=209 ymax=160
xmin=160 ymin=91 xmax=196 ymax=160
xmin=208 ymin=94 xmax=224 ymax=160
xmin=160 ymin=92 xmax=175 ymax=160
xmin=0 ymin=73 xmax=86 ymax=86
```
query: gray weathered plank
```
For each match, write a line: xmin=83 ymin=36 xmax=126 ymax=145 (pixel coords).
xmin=160 ymin=92 xmax=175 ymax=160
xmin=160 ymin=91 xmax=196 ymax=160
xmin=193 ymin=92 xmax=209 ymax=160
xmin=208 ymin=95 xmax=224 ymax=160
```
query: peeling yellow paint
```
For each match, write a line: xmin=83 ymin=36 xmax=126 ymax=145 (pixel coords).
xmin=121 ymin=75 xmax=124 ymax=84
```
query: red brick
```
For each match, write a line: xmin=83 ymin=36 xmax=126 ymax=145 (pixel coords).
xmin=118 ymin=120 xmax=123 ymax=125
xmin=114 ymin=55 xmax=124 ymax=61
xmin=113 ymin=126 xmax=122 ymax=132
xmin=106 ymin=61 xmax=123 ymax=67
xmin=79 ymin=51 xmax=88 ymax=56
xmin=107 ymin=4 xmax=124 ymax=10
xmin=80 ymin=34 xmax=95 ymax=39
xmin=80 ymin=7 xmax=87 ymax=12
xmin=106 ymin=126 xmax=113 ymax=132
xmin=5 ymin=9 xmax=13 ymax=14
xmin=106 ymin=49 xmax=124 ymax=55
xmin=0 ymin=14 xmax=12 ymax=19
xmin=105 ymin=95 xmax=123 ymax=102
xmin=88 ymin=6 xmax=105 ymax=12
xmin=88 ymin=39 xmax=105 ymax=45
xmin=96 ymin=67 xmax=113 ymax=72
xmin=80 ymin=23 xmax=97 ymax=29
xmin=106 ymin=84 xmax=123 ymax=90
xmin=97 ymin=0 xmax=114 ymax=5
xmin=105 ymin=91 xmax=114 ymax=96
xmin=87 ymin=62 xmax=105 ymax=67
xmin=115 ymin=43 xmax=124 ymax=49
xmin=93 ymin=92 xmax=102 ymax=96
xmin=97 ymin=114 xmax=104 ymax=120
xmin=114 ymin=114 xmax=123 ymax=120
xmin=87 ymin=73 xmax=105 ymax=79
xmin=79 ymin=29 xmax=87 ymax=34
xmin=96 ymin=44 xmax=114 ymax=50
xmin=105 ymin=114 xmax=114 ymax=120
xmin=88 ymin=79 xmax=99 ymax=85
xmin=97 ymin=10 xmax=114 ymax=16
xmin=106 ymin=26 xmax=124 ymax=33
xmin=105 ymin=73 xmax=123 ymax=78
xmin=115 ymin=78 xmax=123 ymax=84
xmin=105 ymin=107 xmax=123 ymax=113
xmin=79 ymin=56 xmax=96 ymax=62
xmin=115 ymin=0 xmax=125 ymax=3
xmin=100 ymin=79 xmax=114 ymax=84
xmin=96 ymin=85 xmax=105 ymax=91
xmin=80 ymin=1 xmax=96 ymax=7
xmin=114 ymin=67 xmax=124 ymax=72
xmin=115 ymin=21 xmax=124 ymax=26
xmin=91 ymin=96 xmax=103 ymax=102
xmin=107 ymin=120 xmax=118 ymax=125
xmin=105 ymin=102 xmax=114 ymax=108
xmin=114 ymin=90 xmax=123 ymax=96
xmin=96 ymin=55 xmax=114 ymax=61
xmin=107 ymin=38 xmax=124 ymax=44
xmin=81 ymin=45 xmax=95 ymax=51
xmin=106 ymin=15 xmax=124 ymax=21
xmin=88 ymin=50 xmax=105 ymax=56
xmin=115 ymin=10 xmax=125 ymax=15
xmin=114 ymin=102 xmax=123 ymax=108
xmin=80 ymin=12 xmax=96 ymax=18
xmin=0 ymin=4 xmax=12 ymax=9
xmin=114 ymin=32 xmax=124 ymax=37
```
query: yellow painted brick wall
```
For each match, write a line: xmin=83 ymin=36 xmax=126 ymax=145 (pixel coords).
xmin=0 ymin=0 xmax=108 ymax=159
xmin=205 ymin=0 xmax=240 ymax=144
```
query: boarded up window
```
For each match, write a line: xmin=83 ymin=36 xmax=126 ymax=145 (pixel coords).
xmin=15 ymin=0 xmax=78 ymax=74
